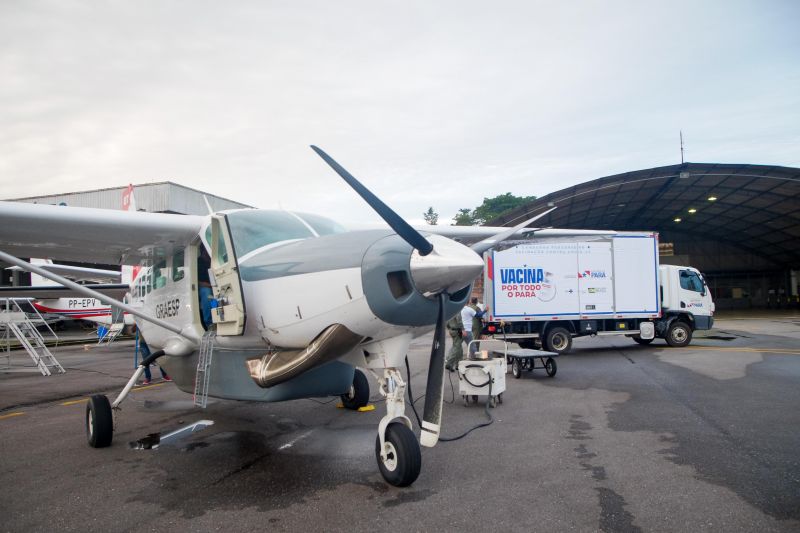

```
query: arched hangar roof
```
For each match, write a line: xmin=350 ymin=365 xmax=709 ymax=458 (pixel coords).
xmin=489 ymin=163 xmax=800 ymax=268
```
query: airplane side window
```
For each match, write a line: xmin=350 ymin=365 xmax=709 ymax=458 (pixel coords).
xmin=172 ymin=250 xmax=185 ymax=282
xmin=152 ymin=260 xmax=167 ymax=290
xmin=205 ymin=226 xmax=228 ymax=264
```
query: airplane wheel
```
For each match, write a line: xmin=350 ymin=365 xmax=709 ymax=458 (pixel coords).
xmin=341 ymin=369 xmax=369 ymax=410
xmin=545 ymin=357 xmax=558 ymax=377
xmin=375 ymin=422 xmax=421 ymax=487
xmin=86 ymin=395 xmax=113 ymax=448
xmin=512 ymin=359 xmax=522 ymax=379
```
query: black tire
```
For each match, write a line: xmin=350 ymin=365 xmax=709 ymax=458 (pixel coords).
xmin=632 ymin=335 xmax=654 ymax=345
xmin=665 ymin=321 xmax=692 ymax=347
xmin=341 ymin=369 xmax=370 ymax=410
xmin=512 ymin=358 xmax=522 ymax=379
xmin=375 ymin=422 xmax=421 ymax=487
xmin=544 ymin=327 xmax=572 ymax=354
xmin=497 ymin=392 xmax=503 ymax=404
xmin=545 ymin=357 xmax=557 ymax=377
xmin=86 ymin=395 xmax=113 ymax=448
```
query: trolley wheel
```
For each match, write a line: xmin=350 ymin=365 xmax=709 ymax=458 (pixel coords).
xmin=512 ymin=358 xmax=522 ymax=379
xmin=86 ymin=395 xmax=113 ymax=448
xmin=341 ymin=368 xmax=370 ymax=410
xmin=463 ymin=395 xmax=469 ymax=406
xmin=497 ymin=392 xmax=503 ymax=404
xmin=375 ymin=422 xmax=421 ymax=487
xmin=665 ymin=321 xmax=692 ymax=347
xmin=489 ymin=396 xmax=497 ymax=408
xmin=545 ymin=357 xmax=557 ymax=377
xmin=632 ymin=335 xmax=654 ymax=345
xmin=472 ymin=395 xmax=479 ymax=403
xmin=544 ymin=326 xmax=572 ymax=354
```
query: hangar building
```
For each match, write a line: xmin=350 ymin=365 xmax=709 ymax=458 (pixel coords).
xmin=489 ymin=163 xmax=800 ymax=311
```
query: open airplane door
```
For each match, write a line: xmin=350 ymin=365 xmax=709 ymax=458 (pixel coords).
xmin=209 ymin=215 xmax=246 ymax=336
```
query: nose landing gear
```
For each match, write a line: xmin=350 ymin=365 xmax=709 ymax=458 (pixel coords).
xmin=374 ymin=368 xmax=421 ymax=487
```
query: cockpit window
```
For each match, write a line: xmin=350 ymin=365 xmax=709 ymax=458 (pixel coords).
xmin=295 ymin=212 xmax=347 ymax=236
xmin=220 ymin=210 xmax=346 ymax=258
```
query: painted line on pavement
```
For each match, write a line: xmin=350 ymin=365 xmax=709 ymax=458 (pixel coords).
xmin=671 ymin=346 xmax=800 ymax=355
xmin=61 ymin=399 xmax=88 ymax=406
xmin=0 ymin=412 xmax=25 ymax=420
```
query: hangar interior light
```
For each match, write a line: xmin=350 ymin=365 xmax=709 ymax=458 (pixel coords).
xmin=688 ymin=208 xmax=697 ymax=213
xmin=674 ymin=217 xmax=682 ymax=222
xmin=708 ymin=196 xmax=717 ymax=201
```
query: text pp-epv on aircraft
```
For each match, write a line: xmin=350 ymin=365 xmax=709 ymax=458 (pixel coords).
xmin=0 ymin=147 xmax=563 ymax=486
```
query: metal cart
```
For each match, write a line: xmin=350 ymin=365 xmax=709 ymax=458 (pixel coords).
xmin=497 ymin=348 xmax=559 ymax=379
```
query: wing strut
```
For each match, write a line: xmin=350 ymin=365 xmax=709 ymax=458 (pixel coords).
xmin=0 ymin=250 xmax=198 ymax=342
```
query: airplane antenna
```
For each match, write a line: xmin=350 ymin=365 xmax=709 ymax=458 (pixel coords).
xmin=680 ymin=130 xmax=685 ymax=164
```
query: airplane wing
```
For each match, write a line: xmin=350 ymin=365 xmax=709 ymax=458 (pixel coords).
xmin=0 ymin=201 xmax=205 ymax=265
xmin=0 ymin=284 xmax=130 ymax=299
xmin=6 ymin=264 xmax=121 ymax=283
xmin=417 ymin=225 xmax=616 ymax=241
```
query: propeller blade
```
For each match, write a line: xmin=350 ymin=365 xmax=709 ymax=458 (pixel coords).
xmin=311 ymin=145 xmax=434 ymax=256
xmin=470 ymin=206 xmax=557 ymax=255
xmin=420 ymin=292 xmax=447 ymax=447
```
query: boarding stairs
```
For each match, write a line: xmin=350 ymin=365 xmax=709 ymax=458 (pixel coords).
xmin=98 ymin=322 xmax=125 ymax=345
xmin=0 ymin=305 xmax=65 ymax=376
xmin=193 ymin=331 xmax=216 ymax=408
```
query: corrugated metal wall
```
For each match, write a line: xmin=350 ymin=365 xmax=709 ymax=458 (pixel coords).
xmin=9 ymin=182 xmax=251 ymax=215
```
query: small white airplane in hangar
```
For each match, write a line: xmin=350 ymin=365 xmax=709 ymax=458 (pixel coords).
xmin=0 ymin=147 xmax=585 ymax=486
xmin=5 ymin=259 xmax=135 ymax=327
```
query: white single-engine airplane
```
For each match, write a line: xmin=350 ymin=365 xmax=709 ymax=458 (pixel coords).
xmin=0 ymin=147 xmax=602 ymax=486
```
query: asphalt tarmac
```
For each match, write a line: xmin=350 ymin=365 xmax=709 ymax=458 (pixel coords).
xmin=1 ymin=316 xmax=799 ymax=532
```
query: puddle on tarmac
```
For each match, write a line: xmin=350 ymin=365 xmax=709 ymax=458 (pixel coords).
xmin=130 ymin=419 xmax=215 ymax=450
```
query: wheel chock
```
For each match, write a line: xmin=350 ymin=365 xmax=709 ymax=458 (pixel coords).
xmin=336 ymin=403 xmax=375 ymax=412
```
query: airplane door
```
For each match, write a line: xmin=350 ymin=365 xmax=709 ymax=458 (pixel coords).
xmin=210 ymin=215 xmax=246 ymax=335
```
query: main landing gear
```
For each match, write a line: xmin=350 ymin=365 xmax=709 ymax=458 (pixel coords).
xmin=373 ymin=368 xmax=421 ymax=487
xmin=86 ymin=363 xmax=151 ymax=449
xmin=340 ymin=368 xmax=370 ymax=410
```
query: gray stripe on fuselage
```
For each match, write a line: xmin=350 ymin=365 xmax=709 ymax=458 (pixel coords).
xmin=239 ymin=230 xmax=393 ymax=282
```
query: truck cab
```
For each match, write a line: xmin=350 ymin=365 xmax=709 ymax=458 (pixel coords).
xmin=655 ymin=264 xmax=715 ymax=346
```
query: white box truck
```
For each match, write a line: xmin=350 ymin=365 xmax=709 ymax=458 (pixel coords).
xmin=482 ymin=233 xmax=714 ymax=354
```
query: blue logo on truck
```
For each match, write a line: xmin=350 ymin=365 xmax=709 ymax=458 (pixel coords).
xmin=578 ymin=270 xmax=607 ymax=279
xmin=500 ymin=267 xmax=544 ymax=284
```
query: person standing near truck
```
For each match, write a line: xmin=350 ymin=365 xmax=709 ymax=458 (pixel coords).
xmin=445 ymin=312 xmax=464 ymax=371
xmin=472 ymin=300 xmax=486 ymax=343
xmin=461 ymin=297 xmax=488 ymax=356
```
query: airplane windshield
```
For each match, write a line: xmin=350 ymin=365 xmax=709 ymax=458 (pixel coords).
xmin=223 ymin=210 xmax=346 ymax=258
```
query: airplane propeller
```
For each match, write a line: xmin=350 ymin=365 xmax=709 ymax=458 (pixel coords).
xmin=311 ymin=146 xmax=434 ymax=256
xmin=420 ymin=292 xmax=447 ymax=446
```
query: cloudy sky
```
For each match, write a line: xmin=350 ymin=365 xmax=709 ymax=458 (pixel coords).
xmin=1 ymin=1 xmax=798 ymax=227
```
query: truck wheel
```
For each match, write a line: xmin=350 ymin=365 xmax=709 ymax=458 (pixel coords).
xmin=665 ymin=321 xmax=692 ymax=347
xmin=544 ymin=327 xmax=572 ymax=354
xmin=632 ymin=335 xmax=654 ymax=345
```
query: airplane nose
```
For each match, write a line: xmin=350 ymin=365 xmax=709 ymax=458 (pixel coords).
xmin=409 ymin=235 xmax=484 ymax=297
